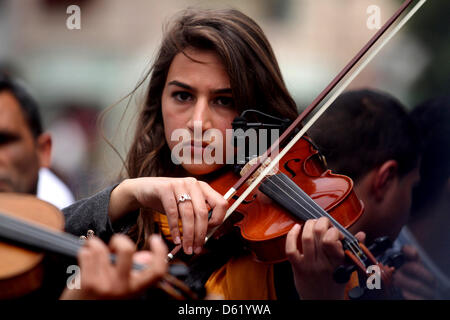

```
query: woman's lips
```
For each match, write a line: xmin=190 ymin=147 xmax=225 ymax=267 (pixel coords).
xmin=190 ymin=140 xmax=210 ymax=148
xmin=189 ymin=141 xmax=216 ymax=158
xmin=176 ymin=141 xmax=217 ymax=161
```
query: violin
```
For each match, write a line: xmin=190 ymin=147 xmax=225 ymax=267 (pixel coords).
xmin=0 ymin=193 xmax=200 ymax=300
xmin=207 ymin=130 xmax=399 ymax=290
xmin=168 ymin=0 xmax=425 ymax=294
xmin=208 ymin=134 xmax=364 ymax=263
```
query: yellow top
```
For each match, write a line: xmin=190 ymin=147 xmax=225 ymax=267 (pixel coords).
xmin=206 ymin=255 xmax=277 ymax=299
xmin=153 ymin=211 xmax=182 ymax=242
xmin=205 ymin=256 xmax=359 ymax=300
xmin=154 ymin=212 xmax=359 ymax=300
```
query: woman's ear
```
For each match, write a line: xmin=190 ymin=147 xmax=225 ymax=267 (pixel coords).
xmin=372 ymin=160 xmax=398 ymax=202
xmin=36 ymin=132 xmax=52 ymax=168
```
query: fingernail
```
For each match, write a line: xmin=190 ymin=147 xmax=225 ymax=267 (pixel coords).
xmin=187 ymin=246 xmax=193 ymax=255
xmin=194 ymin=246 xmax=202 ymax=254
xmin=175 ymin=236 xmax=181 ymax=245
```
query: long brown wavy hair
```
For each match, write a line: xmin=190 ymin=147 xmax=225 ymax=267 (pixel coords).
xmin=124 ymin=8 xmax=299 ymax=248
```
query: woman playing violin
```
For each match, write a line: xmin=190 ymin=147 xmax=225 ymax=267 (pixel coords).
xmin=63 ymin=8 xmax=361 ymax=300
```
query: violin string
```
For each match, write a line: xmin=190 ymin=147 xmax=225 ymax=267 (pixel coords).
xmin=265 ymin=175 xmax=365 ymax=263
xmin=269 ymin=174 xmax=357 ymax=241
xmin=263 ymin=178 xmax=319 ymax=222
xmin=0 ymin=212 xmax=80 ymax=252
xmin=2 ymin=212 xmax=81 ymax=251
xmin=268 ymin=175 xmax=365 ymax=260
xmin=268 ymin=173 xmax=361 ymax=252
xmin=264 ymin=177 xmax=321 ymax=220
xmin=264 ymin=177 xmax=364 ymax=264
xmin=0 ymin=212 xmax=146 ymax=270
xmin=0 ymin=213 xmax=189 ymax=298
xmin=0 ymin=212 xmax=81 ymax=257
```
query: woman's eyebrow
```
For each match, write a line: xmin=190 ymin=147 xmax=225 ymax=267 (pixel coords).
xmin=213 ymin=88 xmax=232 ymax=94
xmin=168 ymin=80 xmax=231 ymax=94
xmin=168 ymin=80 xmax=193 ymax=91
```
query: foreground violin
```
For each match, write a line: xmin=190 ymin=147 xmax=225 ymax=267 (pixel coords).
xmin=0 ymin=193 xmax=201 ymax=299
xmin=208 ymin=127 xmax=398 ymax=293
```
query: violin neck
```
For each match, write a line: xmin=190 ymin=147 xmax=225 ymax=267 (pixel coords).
xmin=259 ymin=173 xmax=372 ymax=265
xmin=0 ymin=211 xmax=80 ymax=259
xmin=0 ymin=211 xmax=200 ymax=299
xmin=259 ymin=173 xmax=357 ymax=240
xmin=0 ymin=212 xmax=145 ymax=271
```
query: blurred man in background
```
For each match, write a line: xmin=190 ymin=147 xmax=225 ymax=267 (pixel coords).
xmin=0 ymin=73 xmax=74 ymax=207
xmin=309 ymin=89 xmax=421 ymax=243
xmin=0 ymin=73 xmax=168 ymax=300
xmin=308 ymin=89 xmax=436 ymax=299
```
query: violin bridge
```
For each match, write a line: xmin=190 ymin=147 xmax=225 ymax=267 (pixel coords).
xmin=240 ymin=156 xmax=277 ymax=186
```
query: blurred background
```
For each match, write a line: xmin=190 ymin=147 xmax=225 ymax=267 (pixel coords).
xmin=0 ymin=0 xmax=448 ymax=199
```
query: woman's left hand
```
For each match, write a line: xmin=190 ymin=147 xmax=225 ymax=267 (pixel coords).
xmin=285 ymin=217 xmax=365 ymax=300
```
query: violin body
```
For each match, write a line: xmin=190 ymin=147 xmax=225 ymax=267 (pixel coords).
xmin=208 ymin=137 xmax=364 ymax=263
xmin=0 ymin=193 xmax=64 ymax=299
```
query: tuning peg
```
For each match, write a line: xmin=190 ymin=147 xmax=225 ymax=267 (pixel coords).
xmin=367 ymin=236 xmax=392 ymax=256
xmin=386 ymin=251 xmax=405 ymax=269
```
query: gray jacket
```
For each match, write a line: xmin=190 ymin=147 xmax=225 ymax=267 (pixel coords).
xmin=62 ymin=184 xmax=137 ymax=241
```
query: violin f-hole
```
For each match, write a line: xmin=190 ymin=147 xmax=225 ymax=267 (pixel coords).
xmin=283 ymin=158 xmax=301 ymax=178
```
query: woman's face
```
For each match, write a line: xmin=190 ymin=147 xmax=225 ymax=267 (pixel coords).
xmin=161 ymin=48 xmax=238 ymax=176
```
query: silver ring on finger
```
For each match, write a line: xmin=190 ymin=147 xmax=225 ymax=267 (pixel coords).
xmin=177 ymin=193 xmax=192 ymax=205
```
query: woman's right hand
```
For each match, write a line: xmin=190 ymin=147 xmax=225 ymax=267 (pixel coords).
xmin=109 ymin=177 xmax=228 ymax=255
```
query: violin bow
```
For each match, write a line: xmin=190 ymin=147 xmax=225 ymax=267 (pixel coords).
xmin=168 ymin=0 xmax=427 ymax=259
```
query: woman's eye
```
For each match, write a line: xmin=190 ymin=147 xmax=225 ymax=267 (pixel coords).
xmin=173 ymin=92 xmax=192 ymax=102
xmin=214 ymin=96 xmax=233 ymax=107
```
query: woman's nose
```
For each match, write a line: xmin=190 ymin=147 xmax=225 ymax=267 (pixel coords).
xmin=187 ymin=97 xmax=213 ymax=133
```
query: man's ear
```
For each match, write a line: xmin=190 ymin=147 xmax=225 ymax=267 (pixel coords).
xmin=372 ymin=160 xmax=398 ymax=202
xmin=36 ymin=132 xmax=52 ymax=168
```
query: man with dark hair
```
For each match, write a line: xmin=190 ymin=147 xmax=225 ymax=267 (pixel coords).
xmin=0 ymin=74 xmax=170 ymax=300
xmin=0 ymin=73 xmax=52 ymax=195
xmin=309 ymin=89 xmax=421 ymax=243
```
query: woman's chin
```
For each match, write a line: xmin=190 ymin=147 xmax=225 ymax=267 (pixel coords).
xmin=181 ymin=163 xmax=224 ymax=177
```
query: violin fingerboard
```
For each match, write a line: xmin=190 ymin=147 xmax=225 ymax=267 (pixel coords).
xmin=259 ymin=173 xmax=314 ymax=222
